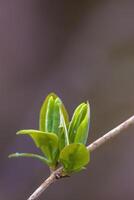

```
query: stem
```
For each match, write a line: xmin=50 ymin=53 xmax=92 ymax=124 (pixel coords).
xmin=87 ymin=115 xmax=134 ymax=152
xmin=27 ymin=115 xmax=134 ymax=200
xmin=28 ymin=167 xmax=63 ymax=200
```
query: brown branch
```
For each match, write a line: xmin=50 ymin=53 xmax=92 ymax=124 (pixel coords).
xmin=87 ymin=115 xmax=134 ymax=152
xmin=28 ymin=167 xmax=63 ymax=200
xmin=27 ymin=115 xmax=134 ymax=200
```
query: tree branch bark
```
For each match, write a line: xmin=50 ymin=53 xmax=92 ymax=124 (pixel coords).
xmin=28 ymin=167 xmax=63 ymax=200
xmin=87 ymin=115 xmax=134 ymax=152
xmin=27 ymin=115 xmax=134 ymax=200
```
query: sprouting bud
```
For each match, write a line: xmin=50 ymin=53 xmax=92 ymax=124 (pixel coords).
xmin=39 ymin=93 xmax=69 ymax=136
xmin=39 ymin=94 xmax=61 ymax=135
xmin=10 ymin=92 xmax=90 ymax=173
xmin=68 ymin=102 xmax=90 ymax=144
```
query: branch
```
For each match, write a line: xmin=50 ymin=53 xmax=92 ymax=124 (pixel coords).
xmin=27 ymin=115 xmax=134 ymax=200
xmin=28 ymin=167 xmax=63 ymax=200
xmin=87 ymin=115 xmax=134 ymax=152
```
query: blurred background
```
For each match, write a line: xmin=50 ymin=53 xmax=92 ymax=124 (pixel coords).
xmin=0 ymin=0 xmax=134 ymax=199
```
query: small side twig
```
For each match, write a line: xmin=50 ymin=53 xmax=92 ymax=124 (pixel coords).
xmin=28 ymin=115 xmax=134 ymax=200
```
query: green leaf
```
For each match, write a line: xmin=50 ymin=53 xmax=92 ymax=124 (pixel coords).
xmin=68 ymin=102 xmax=90 ymax=144
xmin=68 ymin=103 xmax=86 ymax=142
xmin=59 ymin=143 xmax=90 ymax=173
xmin=74 ymin=102 xmax=90 ymax=144
xmin=8 ymin=153 xmax=50 ymax=165
xmin=45 ymin=96 xmax=55 ymax=132
xmin=39 ymin=93 xmax=69 ymax=135
xmin=39 ymin=93 xmax=56 ymax=132
xmin=60 ymin=101 xmax=69 ymax=127
xmin=58 ymin=127 xmax=65 ymax=151
xmin=59 ymin=108 xmax=69 ymax=146
xmin=52 ymin=98 xmax=61 ymax=134
xmin=17 ymin=129 xmax=59 ymax=166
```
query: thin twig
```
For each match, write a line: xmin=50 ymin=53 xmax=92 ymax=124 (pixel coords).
xmin=87 ymin=115 xmax=134 ymax=152
xmin=28 ymin=167 xmax=63 ymax=200
xmin=27 ymin=115 xmax=134 ymax=200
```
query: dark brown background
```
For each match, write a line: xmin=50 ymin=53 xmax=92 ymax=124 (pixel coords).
xmin=0 ymin=1 xmax=134 ymax=199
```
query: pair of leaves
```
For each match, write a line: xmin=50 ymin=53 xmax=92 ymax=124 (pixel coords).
xmin=39 ymin=93 xmax=69 ymax=134
xmin=16 ymin=130 xmax=59 ymax=166
xmin=9 ymin=93 xmax=90 ymax=173
xmin=68 ymin=102 xmax=90 ymax=144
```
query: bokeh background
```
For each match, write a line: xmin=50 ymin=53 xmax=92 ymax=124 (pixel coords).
xmin=0 ymin=1 xmax=134 ymax=199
